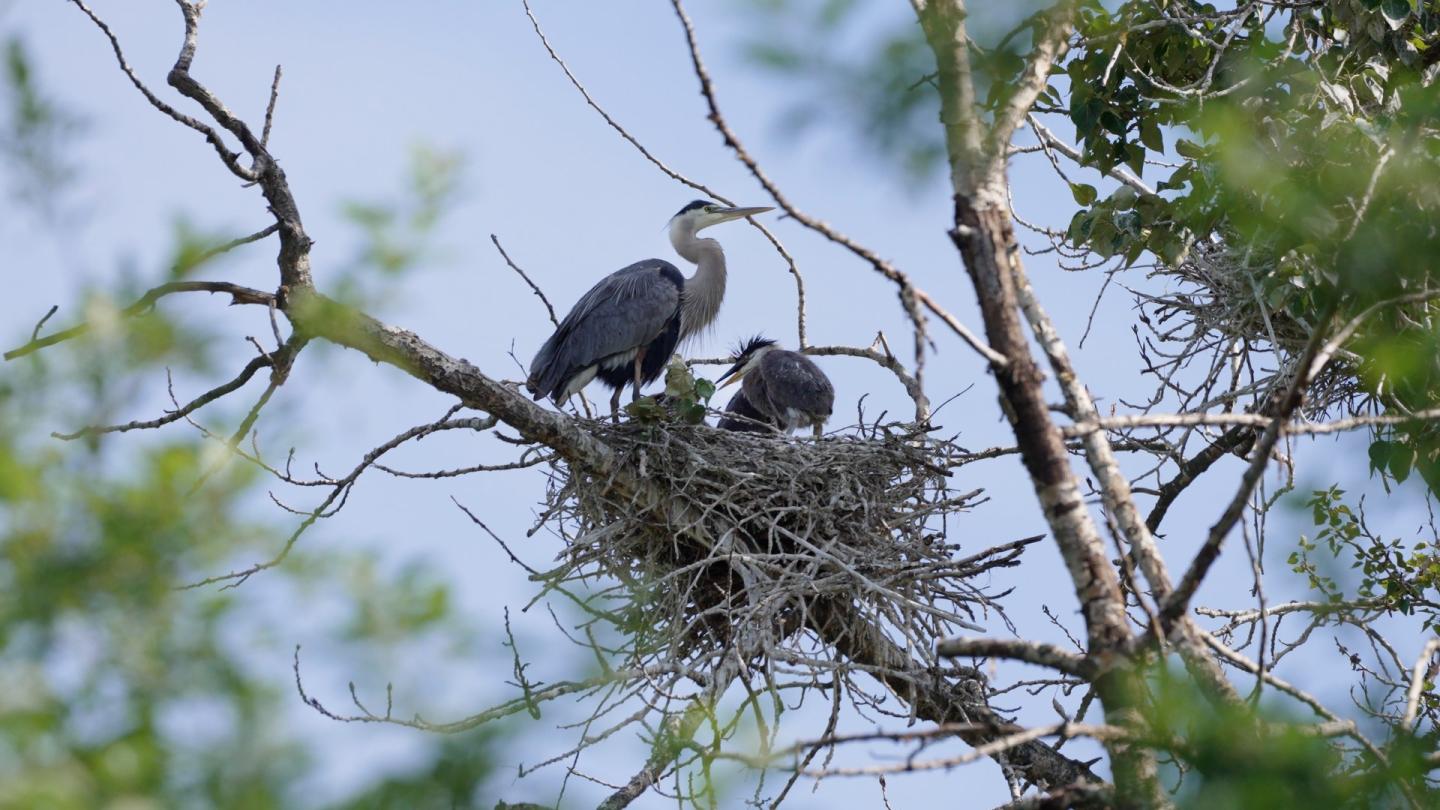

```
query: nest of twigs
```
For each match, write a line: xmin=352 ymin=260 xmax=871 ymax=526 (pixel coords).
xmin=1139 ymin=237 xmax=1365 ymax=416
xmin=531 ymin=419 xmax=1002 ymax=675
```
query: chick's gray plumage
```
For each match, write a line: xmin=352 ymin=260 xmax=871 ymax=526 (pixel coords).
xmin=744 ymin=349 xmax=834 ymax=433
xmin=715 ymin=336 xmax=834 ymax=437
xmin=715 ymin=387 xmax=773 ymax=433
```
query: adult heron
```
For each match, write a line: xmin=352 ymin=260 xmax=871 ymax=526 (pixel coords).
xmin=716 ymin=336 xmax=834 ymax=438
xmin=526 ymin=200 xmax=773 ymax=414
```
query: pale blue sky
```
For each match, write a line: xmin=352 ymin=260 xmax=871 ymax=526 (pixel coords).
xmin=2 ymin=2 xmax=1428 ymax=808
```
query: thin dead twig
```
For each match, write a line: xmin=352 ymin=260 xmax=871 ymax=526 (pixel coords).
xmin=5 ymin=281 xmax=275 ymax=361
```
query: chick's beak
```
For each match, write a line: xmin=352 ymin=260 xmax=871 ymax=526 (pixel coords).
xmin=716 ymin=361 xmax=745 ymax=389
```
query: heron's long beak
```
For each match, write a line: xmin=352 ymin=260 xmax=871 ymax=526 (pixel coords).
xmin=713 ymin=205 xmax=774 ymax=224
xmin=716 ymin=361 xmax=746 ymax=388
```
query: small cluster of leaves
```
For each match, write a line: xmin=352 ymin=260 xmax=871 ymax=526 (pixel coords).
xmin=1289 ymin=486 xmax=1440 ymax=630
xmin=624 ymin=357 xmax=716 ymax=425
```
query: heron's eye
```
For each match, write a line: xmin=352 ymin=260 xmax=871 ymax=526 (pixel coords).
xmin=705 ymin=206 xmax=717 ymax=213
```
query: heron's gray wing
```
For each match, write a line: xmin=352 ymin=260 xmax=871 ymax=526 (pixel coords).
xmin=528 ymin=260 xmax=682 ymax=398
xmin=758 ymin=351 xmax=834 ymax=421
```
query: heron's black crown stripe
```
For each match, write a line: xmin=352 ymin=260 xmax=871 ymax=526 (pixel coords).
xmin=674 ymin=199 xmax=716 ymax=217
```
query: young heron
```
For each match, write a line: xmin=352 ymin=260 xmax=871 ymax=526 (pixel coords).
xmin=526 ymin=200 xmax=773 ymax=415
xmin=715 ymin=336 xmax=834 ymax=438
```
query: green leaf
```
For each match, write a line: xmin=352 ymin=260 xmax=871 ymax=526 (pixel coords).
xmin=694 ymin=378 xmax=717 ymax=402
xmin=663 ymin=358 xmax=695 ymax=397
xmin=1389 ymin=443 xmax=1416 ymax=484
xmin=1139 ymin=116 xmax=1164 ymax=152
xmin=679 ymin=401 xmax=707 ymax=425
xmin=1070 ymin=183 xmax=1098 ymax=205
xmin=1175 ymin=139 xmax=1205 ymax=159
xmin=1380 ymin=0 xmax=1412 ymax=29
xmin=624 ymin=397 xmax=665 ymax=422
xmin=1369 ymin=440 xmax=1394 ymax=475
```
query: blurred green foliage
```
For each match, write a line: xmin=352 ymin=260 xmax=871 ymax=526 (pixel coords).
xmin=0 ymin=304 xmax=501 ymax=809
xmin=335 ymin=145 xmax=466 ymax=309
xmin=737 ymin=0 xmax=947 ymax=179
xmin=1145 ymin=664 xmax=1434 ymax=808
xmin=0 ymin=34 xmax=80 ymax=214
xmin=0 ymin=42 xmax=500 ymax=808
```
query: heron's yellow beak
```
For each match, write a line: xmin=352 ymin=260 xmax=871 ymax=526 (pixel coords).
xmin=716 ymin=359 xmax=747 ymax=388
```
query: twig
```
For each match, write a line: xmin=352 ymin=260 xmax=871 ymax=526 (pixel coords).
xmin=261 ymin=65 xmax=282 ymax=148
xmin=800 ymin=722 xmax=1125 ymax=777
xmin=29 ymin=305 xmax=59 ymax=343
xmin=194 ymin=223 xmax=281 ymax=267
xmin=67 ymin=0 xmax=256 ymax=180
xmin=1162 ymin=300 xmax=1337 ymax=626
xmin=53 ymin=354 xmax=272 ymax=440
xmin=5 ymin=281 xmax=274 ymax=361
xmin=184 ymin=411 xmax=496 ymax=589
xmin=492 ymin=234 xmax=558 ymax=327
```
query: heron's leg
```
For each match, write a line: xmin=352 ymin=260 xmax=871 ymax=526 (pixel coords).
xmin=631 ymin=349 xmax=646 ymax=402
xmin=609 ymin=386 xmax=623 ymax=422
xmin=812 ymin=423 xmax=822 ymax=440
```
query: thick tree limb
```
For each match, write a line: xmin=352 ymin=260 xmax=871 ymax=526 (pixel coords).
xmin=937 ymin=636 xmax=1096 ymax=678
xmin=917 ymin=1 xmax=1165 ymax=802
xmin=809 ymin=598 xmax=1104 ymax=792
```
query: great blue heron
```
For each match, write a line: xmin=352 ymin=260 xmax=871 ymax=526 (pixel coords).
xmin=716 ymin=336 xmax=834 ymax=438
xmin=526 ymin=200 xmax=774 ymax=414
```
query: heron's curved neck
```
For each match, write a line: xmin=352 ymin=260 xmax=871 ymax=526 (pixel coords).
xmin=674 ymin=233 xmax=726 ymax=338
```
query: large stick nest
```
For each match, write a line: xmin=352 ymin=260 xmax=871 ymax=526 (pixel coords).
xmin=531 ymin=420 xmax=1008 ymax=678
xmin=1138 ymin=238 xmax=1366 ymax=416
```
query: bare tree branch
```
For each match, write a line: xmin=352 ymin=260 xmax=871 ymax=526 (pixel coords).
xmin=1402 ymin=638 xmax=1440 ymax=731
xmin=5 ymin=281 xmax=274 ymax=361
xmin=937 ymin=636 xmax=1095 ymax=678
xmin=1162 ymin=301 xmax=1338 ymax=628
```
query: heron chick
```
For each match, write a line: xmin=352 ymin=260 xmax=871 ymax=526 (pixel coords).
xmin=526 ymin=200 xmax=773 ymax=416
xmin=716 ymin=336 xmax=834 ymax=438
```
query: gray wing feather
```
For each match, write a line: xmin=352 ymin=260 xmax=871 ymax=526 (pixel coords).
xmin=757 ymin=351 xmax=834 ymax=423
xmin=718 ymin=387 xmax=774 ymax=433
xmin=528 ymin=260 xmax=681 ymax=398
